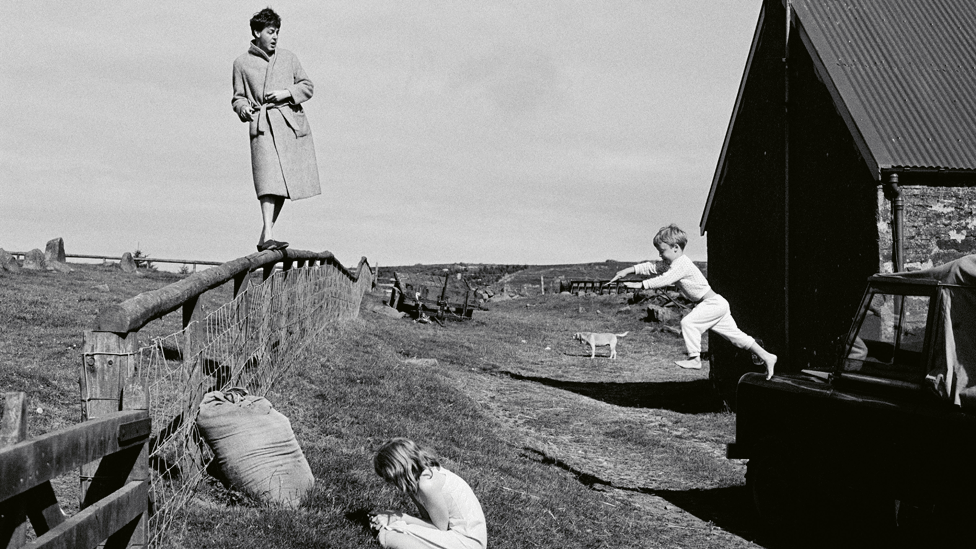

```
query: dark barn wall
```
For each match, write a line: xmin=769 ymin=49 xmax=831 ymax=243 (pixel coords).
xmin=785 ymin=22 xmax=881 ymax=370
xmin=705 ymin=0 xmax=788 ymax=403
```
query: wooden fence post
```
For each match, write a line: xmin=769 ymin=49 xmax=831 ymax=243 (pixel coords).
xmin=1 ymin=392 xmax=28 ymax=548
xmin=182 ymin=295 xmax=207 ymax=400
xmin=81 ymin=331 xmax=147 ymax=549
xmin=180 ymin=296 xmax=209 ymax=484
xmin=278 ymin=260 xmax=293 ymax=361
xmin=106 ymin=374 xmax=149 ymax=549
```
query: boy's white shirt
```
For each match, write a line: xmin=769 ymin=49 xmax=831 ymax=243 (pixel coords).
xmin=634 ymin=255 xmax=712 ymax=302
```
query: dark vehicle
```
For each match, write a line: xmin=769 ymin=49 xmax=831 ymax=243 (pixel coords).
xmin=728 ymin=255 xmax=976 ymax=545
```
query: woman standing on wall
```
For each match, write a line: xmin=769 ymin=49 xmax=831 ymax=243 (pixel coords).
xmin=232 ymin=7 xmax=321 ymax=252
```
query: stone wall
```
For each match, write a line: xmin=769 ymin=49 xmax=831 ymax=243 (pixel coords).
xmin=877 ymin=185 xmax=976 ymax=272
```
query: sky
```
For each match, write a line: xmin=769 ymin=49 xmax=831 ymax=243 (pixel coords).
xmin=0 ymin=1 xmax=762 ymax=269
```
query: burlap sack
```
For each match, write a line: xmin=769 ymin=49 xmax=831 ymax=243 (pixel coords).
xmin=197 ymin=388 xmax=314 ymax=507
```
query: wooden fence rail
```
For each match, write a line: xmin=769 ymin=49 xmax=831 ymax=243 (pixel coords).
xmin=0 ymin=390 xmax=150 ymax=549
xmin=6 ymin=253 xmax=223 ymax=268
xmin=94 ymin=249 xmax=368 ymax=333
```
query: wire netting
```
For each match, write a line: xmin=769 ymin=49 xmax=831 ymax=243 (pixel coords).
xmin=131 ymin=261 xmax=371 ymax=547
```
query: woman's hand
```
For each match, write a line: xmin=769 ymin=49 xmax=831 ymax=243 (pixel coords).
xmin=623 ymin=282 xmax=642 ymax=290
xmin=264 ymin=89 xmax=292 ymax=103
xmin=237 ymin=106 xmax=254 ymax=122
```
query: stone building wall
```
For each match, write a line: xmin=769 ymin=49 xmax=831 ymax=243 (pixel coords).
xmin=876 ymin=185 xmax=976 ymax=272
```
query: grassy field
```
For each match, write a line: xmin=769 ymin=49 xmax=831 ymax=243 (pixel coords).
xmin=1 ymin=261 xmax=776 ymax=548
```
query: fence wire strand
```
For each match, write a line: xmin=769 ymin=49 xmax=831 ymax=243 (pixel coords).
xmin=129 ymin=262 xmax=370 ymax=547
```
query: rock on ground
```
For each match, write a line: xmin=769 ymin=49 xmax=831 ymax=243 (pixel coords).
xmin=44 ymin=237 xmax=66 ymax=264
xmin=0 ymin=249 xmax=21 ymax=272
xmin=120 ymin=252 xmax=137 ymax=273
xmin=22 ymin=249 xmax=46 ymax=270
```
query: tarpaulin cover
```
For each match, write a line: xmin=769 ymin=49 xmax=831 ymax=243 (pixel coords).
xmin=197 ymin=389 xmax=314 ymax=507
xmin=879 ymin=255 xmax=976 ymax=406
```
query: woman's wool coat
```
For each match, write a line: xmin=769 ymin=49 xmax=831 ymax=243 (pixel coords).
xmin=232 ymin=43 xmax=321 ymax=200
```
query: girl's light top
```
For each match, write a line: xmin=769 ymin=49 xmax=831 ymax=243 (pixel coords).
xmin=634 ymin=255 xmax=712 ymax=302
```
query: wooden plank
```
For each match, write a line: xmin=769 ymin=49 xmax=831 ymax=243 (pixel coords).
xmin=0 ymin=393 xmax=27 ymax=448
xmin=21 ymin=483 xmax=65 ymax=537
xmin=27 ymin=481 xmax=146 ymax=549
xmin=80 ymin=331 xmax=138 ymax=506
xmin=1 ymin=392 xmax=29 ymax=549
xmin=117 ymin=376 xmax=148 ymax=548
xmin=81 ymin=332 xmax=139 ymax=407
xmin=0 ymin=411 xmax=146 ymax=502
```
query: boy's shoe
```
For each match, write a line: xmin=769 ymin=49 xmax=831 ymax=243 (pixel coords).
xmin=675 ymin=357 xmax=702 ymax=369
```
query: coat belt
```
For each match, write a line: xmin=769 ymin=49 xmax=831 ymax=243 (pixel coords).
xmin=254 ymin=101 xmax=288 ymax=134
xmin=254 ymin=102 xmax=296 ymax=134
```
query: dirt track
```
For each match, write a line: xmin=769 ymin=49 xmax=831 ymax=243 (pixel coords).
xmin=442 ymin=297 xmax=774 ymax=548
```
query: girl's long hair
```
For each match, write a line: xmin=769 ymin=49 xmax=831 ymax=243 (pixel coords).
xmin=373 ymin=438 xmax=440 ymax=494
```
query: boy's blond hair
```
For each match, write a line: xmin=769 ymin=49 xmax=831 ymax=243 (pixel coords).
xmin=653 ymin=224 xmax=688 ymax=250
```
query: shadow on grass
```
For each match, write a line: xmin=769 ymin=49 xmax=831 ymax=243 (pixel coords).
xmin=344 ymin=508 xmax=375 ymax=538
xmin=523 ymin=447 xmax=801 ymax=549
xmin=499 ymin=371 xmax=727 ymax=414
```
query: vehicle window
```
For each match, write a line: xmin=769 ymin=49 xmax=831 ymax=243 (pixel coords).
xmin=844 ymin=293 xmax=929 ymax=382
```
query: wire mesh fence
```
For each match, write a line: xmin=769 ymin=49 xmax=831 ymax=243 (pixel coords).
xmin=128 ymin=261 xmax=371 ymax=547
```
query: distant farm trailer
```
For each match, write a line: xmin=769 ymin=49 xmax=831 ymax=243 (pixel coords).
xmin=566 ymin=280 xmax=633 ymax=295
xmin=390 ymin=272 xmax=475 ymax=319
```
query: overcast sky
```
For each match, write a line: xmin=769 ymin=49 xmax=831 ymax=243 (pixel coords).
xmin=1 ymin=1 xmax=761 ymax=268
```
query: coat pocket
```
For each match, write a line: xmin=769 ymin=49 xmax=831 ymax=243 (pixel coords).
xmin=284 ymin=107 xmax=310 ymax=137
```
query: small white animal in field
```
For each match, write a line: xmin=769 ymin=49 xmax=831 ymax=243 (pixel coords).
xmin=573 ymin=331 xmax=629 ymax=359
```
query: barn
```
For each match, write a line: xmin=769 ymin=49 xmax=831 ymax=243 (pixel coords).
xmin=700 ymin=0 xmax=976 ymax=400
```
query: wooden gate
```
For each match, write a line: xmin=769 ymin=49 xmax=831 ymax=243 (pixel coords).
xmin=0 ymin=387 xmax=150 ymax=549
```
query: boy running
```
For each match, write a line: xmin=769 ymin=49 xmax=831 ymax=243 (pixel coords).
xmin=610 ymin=224 xmax=777 ymax=380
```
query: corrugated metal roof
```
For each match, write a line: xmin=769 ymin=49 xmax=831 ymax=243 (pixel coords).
xmin=792 ymin=0 xmax=976 ymax=175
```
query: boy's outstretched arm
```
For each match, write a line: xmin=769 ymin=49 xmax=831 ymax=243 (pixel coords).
xmin=609 ymin=266 xmax=635 ymax=283
xmin=610 ymin=262 xmax=658 ymax=283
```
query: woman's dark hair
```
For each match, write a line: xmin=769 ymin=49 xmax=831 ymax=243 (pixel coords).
xmin=250 ymin=7 xmax=281 ymax=33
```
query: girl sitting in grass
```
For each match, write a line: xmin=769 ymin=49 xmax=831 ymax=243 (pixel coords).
xmin=370 ymin=438 xmax=487 ymax=549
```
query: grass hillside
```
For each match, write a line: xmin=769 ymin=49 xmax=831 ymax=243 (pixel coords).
xmin=2 ymin=261 xmax=779 ymax=549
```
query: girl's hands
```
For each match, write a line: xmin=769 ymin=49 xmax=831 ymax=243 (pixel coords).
xmin=264 ymin=89 xmax=292 ymax=103
xmin=623 ymin=282 xmax=642 ymax=289
xmin=368 ymin=512 xmax=397 ymax=531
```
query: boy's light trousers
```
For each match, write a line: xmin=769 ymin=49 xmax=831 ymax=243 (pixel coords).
xmin=681 ymin=294 xmax=755 ymax=357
